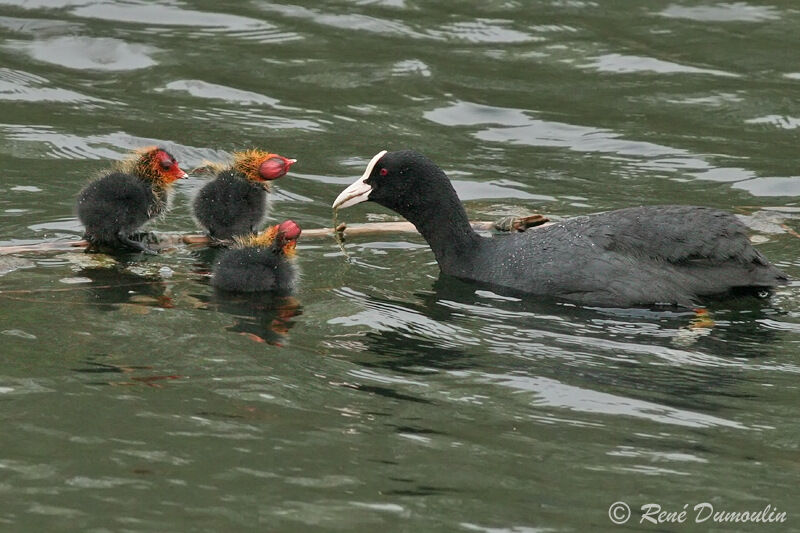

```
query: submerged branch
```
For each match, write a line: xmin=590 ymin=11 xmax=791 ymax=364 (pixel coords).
xmin=0 ymin=214 xmax=550 ymax=255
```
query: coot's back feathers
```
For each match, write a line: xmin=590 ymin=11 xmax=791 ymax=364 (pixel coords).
xmin=584 ymin=205 xmax=764 ymax=264
xmin=333 ymin=150 xmax=788 ymax=307
xmin=479 ymin=208 xmax=786 ymax=307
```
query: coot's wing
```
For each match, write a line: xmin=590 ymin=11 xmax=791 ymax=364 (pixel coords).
xmin=501 ymin=206 xmax=786 ymax=306
xmin=585 ymin=205 xmax=769 ymax=266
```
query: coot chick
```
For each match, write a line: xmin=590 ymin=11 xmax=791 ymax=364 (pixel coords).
xmin=333 ymin=150 xmax=789 ymax=307
xmin=211 ymin=220 xmax=301 ymax=293
xmin=77 ymin=146 xmax=187 ymax=254
xmin=193 ymin=150 xmax=295 ymax=241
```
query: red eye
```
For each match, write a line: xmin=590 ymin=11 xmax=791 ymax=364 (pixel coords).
xmin=156 ymin=151 xmax=173 ymax=170
xmin=379 ymin=168 xmax=388 ymax=176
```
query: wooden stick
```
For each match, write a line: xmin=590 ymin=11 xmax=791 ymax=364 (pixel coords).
xmin=780 ymin=224 xmax=800 ymax=240
xmin=0 ymin=215 xmax=550 ymax=255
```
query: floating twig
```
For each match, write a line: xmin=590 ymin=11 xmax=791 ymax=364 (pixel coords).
xmin=780 ymin=224 xmax=800 ymax=240
xmin=0 ymin=215 xmax=550 ymax=255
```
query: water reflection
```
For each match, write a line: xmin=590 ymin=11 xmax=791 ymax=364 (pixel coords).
xmin=0 ymin=123 xmax=228 ymax=164
xmin=188 ymin=245 xmax=302 ymax=346
xmin=0 ymin=67 xmax=103 ymax=104
xmin=71 ymin=353 xmax=182 ymax=388
xmin=161 ymin=79 xmax=287 ymax=107
xmin=70 ymin=2 xmax=301 ymax=43
xmin=76 ymin=265 xmax=172 ymax=311
xmin=658 ymin=3 xmax=780 ymax=22
xmin=10 ymin=36 xmax=158 ymax=71
xmin=583 ymin=54 xmax=738 ymax=77
xmin=209 ymin=291 xmax=302 ymax=346
xmin=423 ymin=99 xmax=772 ymax=189
xmin=332 ymin=274 xmax=789 ymax=426
xmin=355 ymin=329 xmax=474 ymax=373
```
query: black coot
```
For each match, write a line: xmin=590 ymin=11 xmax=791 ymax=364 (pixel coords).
xmin=333 ymin=150 xmax=788 ymax=307
xmin=76 ymin=146 xmax=187 ymax=254
xmin=194 ymin=150 xmax=295 ymax=241
xmin=211 ymin=220 xmax=301 ymax=294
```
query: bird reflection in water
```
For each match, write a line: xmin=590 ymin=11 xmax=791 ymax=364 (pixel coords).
xmin=72 ymin=355 xmax=182 ymax=388
xmin=77 ymin=265 xmax=174 ymax=312
xmin=210 ymin=291 xmax=302 ymax=346
xmin=189 ymin=227 xmax=303 ymax=346
xmin=336 ymin=275 xmax=786 ymax=417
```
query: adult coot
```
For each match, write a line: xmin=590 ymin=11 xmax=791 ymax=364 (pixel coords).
xmin=211 ymin=220 xmax=301 ymax=294
xmin=77 ymin=146 xmax=187 ymax=254
xmin=332 ymin=150 xmax=788 ymax=307
xmin=194 ymin=150 xmax=296 ymax=241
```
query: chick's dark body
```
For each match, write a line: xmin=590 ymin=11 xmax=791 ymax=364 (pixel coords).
xmin=212 ymin=246 xmax=297 ymax=294
xmin=194 ymin=170 xmax=267 ymax=240
xmin=77 ymin=171 xmax=169 ymax=251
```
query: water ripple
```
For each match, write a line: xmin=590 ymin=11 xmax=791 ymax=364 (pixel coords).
xmin=584 ymin=54 xmax=738 ymax=77
xmin=0 ymin=68 xmax=105 ymax=104
xmin=329 ymin=288 xmax=481 ymax=347
xmin=424 ymin=100 xmax=771 ymax=188
xmin=426 ymin=100 xmax=686 ymax=157
xmin=0 ymin=15 xmax=83 ymax=35
xmin=160 ymin=80 xmax=286 ymax=108
xmin=745 ymin=115 xmax=800 ymax=130
xmin=183 ymin=107 xmax=324 ymax=132
xmin=459 ymin=372 xmax=746 ymax=429
xmin=429 ymin=19 xmax=540 ymax=44
xmin=732 ymin=177 xmax=800 ymax=197
xmin=658 ymin=2 xmax=780 ymax=22
xmin=260 ymin=3 xmax=426 ymax=39
xmin=0 ymin=124 xmax=227 ymax=164
xmin=70 ymin=1 xmax=302 ymax=43
xmin=7 ymin=36 xmax=157 ymax=71
xmin=391 ymin=59 xmax=431 ymax=78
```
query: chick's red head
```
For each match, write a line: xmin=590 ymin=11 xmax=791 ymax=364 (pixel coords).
xmin=134 ymin=147 xmax=188 ymax=184
xmin=238 ymin=219 xmax=301 ymax=255
xmin=276 ymin=219 xmax=301 ymax=255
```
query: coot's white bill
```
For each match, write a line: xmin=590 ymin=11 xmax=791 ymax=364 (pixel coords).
xmin=332 ymin=150 xmax=387 ymax=209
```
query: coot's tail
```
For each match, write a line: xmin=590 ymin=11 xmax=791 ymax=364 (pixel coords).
xmin=691 ymin=251 xmax=789 ymax=300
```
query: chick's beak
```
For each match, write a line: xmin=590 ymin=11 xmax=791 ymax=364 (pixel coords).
xmin=260 ymin=156 xmax=296 ymax=180
xmin=332 ymin=150 xmax=387 ymax=209
xmin=281 ymin=157 xmax=297 ymax=173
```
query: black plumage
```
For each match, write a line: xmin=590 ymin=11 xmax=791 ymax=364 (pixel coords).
xmin=333 ymin=150 xmax=789 ymax=307
xmin=193 ymin=150 xmax=295 ymax=241
xmin=211 ymin=220 xmax=301 ymax=294
xmin=194 ymin=170 xmax=268 ymax=241
xmin=76 ymin=147 xmax=186 ymax=254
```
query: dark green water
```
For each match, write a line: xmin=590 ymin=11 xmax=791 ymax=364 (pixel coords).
xmin=1 ymin=1 xmax=799 ymax=531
